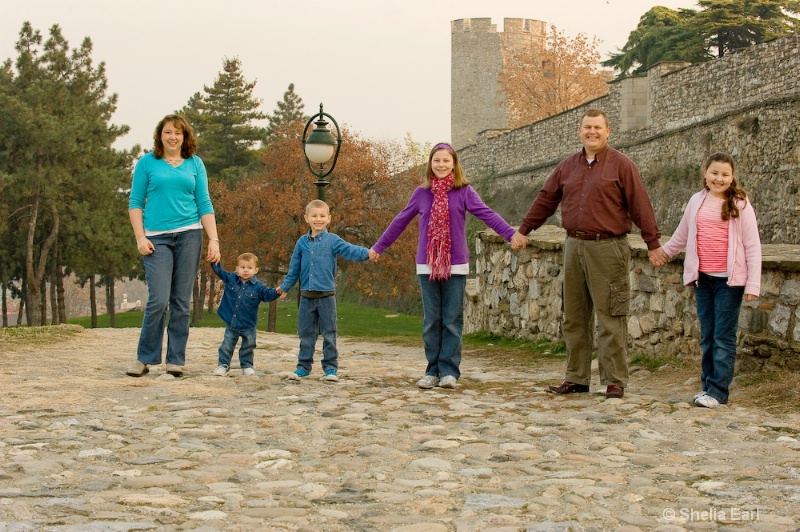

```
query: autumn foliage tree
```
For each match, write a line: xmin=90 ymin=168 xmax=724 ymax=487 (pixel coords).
xmin=498 ymin=25 xmax=610 ymax=128
xmin=211 ymin=122 xmax=422 ymax=312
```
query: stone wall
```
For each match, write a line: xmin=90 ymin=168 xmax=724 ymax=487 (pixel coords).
xmin=459 ymin=33 xmax=800 ymax=245
xmin=465 ymin=227 xmax=800 ymax=371
xmin=451 ymin=18 xmax=546 ymax=149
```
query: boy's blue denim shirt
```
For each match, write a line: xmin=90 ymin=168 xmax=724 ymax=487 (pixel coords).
xmin=211 ymin=262 xmax=278 ymax=330
xmin=279 ymin=229 xmax=370 ymax=293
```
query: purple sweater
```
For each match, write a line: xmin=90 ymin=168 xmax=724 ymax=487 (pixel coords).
xmin=373 ymin=185 xmax=516 ymax=265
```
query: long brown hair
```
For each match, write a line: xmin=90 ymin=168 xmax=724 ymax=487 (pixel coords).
xmin=153 ymin=114 xmax=197 ymax=159
xmin=703 ymin=152 xmax=747 ymax=220
xmin=422 ymin=142 xmax=468 ymax=189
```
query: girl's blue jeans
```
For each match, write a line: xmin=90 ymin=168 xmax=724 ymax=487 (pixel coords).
xmin=694 ymin=273 xmax=745 ymax=404
xmin=136 ymin=229 xmax=202 ymax=366
xmin=418 ymin=274 xmax=466 ymax=379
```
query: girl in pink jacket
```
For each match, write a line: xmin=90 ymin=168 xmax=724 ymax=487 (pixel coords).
xmin=651 ymin=153 xmax=761 ymax=408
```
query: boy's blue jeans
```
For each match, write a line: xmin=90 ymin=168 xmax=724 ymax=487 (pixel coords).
xmin=137 ymin=229 xmax=202 ymax=366
xmin=418 ymin=274 xmax=466 ymax=379
xmin=694 ymin=273 xmax=745 ymax=404
xmin=218 ymin=326 xmax=257 ymax=369
xmin=296 ymin=295 xmax=338 ymax=373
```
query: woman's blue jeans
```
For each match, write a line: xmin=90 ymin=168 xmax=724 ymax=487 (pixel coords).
xmin=694 ymin=273 xmax=745 ymax=404
xmin=418 ymin=274 xmax=466 ymax=379
xmin=137 ymin=229 xmax=202 ymax=366
xmin=296 ymin=295 xmax=338 ymax=373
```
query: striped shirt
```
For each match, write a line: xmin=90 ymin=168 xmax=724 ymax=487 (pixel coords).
xmin=696 ymin=195 xmax=728 ymax=274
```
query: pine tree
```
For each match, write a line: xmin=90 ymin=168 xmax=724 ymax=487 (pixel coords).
xmin=0 ymin=23 xmax=134 ymax=325
xmin=188 ymin=57 xmax=266 ymax=188
xmin=264 ymin=83 xmax=307 ymax=144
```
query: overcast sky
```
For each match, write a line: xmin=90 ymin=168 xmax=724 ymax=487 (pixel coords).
xmin=2 ymin=0 xmax=699 ymax=151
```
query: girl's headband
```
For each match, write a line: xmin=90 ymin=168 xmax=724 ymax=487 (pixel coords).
xmin=432 ymin=143 xmax=455 ymax=154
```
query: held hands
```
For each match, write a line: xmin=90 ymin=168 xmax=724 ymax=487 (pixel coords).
xmin=510 ymin=231 xmax=528 ymax=250
xmin=276 ymin=288 xmax=287 ymax=300
xmin=368 ymin=248 xmax=380 ymax=263
xmin=648 ymin=247 xmax=669 ymax=267
xmin=206 ymin=239 xmax=220 ymax=263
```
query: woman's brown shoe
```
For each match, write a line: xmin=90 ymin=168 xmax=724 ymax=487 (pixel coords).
xmin=125 ymin=361 xmax=149 ymax=377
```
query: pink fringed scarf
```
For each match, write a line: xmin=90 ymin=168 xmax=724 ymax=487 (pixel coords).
xmin=427 ymin=172 xmax=454 ymax=280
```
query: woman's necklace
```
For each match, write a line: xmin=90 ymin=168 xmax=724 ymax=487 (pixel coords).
xmin=164 ymin=156 xmax=183 ymax=168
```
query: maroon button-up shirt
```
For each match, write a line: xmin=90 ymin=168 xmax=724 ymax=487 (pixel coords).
xmin=519 ymin=145 xmax=662 ymax=250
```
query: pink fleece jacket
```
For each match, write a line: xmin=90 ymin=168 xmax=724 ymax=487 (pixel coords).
xmin=662 ymin=189 xmax=762 ymax=296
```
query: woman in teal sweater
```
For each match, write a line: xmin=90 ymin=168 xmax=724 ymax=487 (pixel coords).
xmin=126 ymin=114 xmax=220 ymax=378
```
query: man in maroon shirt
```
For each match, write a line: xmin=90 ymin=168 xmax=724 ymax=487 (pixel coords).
xmin=511 ymin=109 xmax=664 ymax=399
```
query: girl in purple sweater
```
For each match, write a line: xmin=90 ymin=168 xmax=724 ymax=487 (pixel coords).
xmin=370 ymin=143 xmax=516 ymax=389
xmin=651 ymin=152 xmax=761 ymax=408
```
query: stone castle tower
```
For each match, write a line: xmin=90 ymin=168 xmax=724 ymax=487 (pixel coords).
xmin=451 ymin=18 xmax=546 ymax=149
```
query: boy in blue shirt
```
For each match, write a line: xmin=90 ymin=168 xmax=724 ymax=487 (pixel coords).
xmin=211 ymin=253 xmax=279 ymax=376
xmin=277 ymin=200 xmax=370 ymax=382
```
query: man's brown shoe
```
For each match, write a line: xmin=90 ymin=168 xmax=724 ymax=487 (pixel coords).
xmin=547 ymin=381 xmax=590 ymax=394
xmin=606 ymin=384 xmax=625 ymax=398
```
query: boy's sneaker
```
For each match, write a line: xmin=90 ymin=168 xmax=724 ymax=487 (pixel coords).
xmin=693 ymin=391 xmax=706 ymax=402
xmin=694 ymin=394 xmax=721 ymax=408
xmin=242 ymin=368 xmax=256 ymax=376
xmin=439 ymin=375 xmax=458 ymax=389
xmin=417 ymin=375 xmax=439 ymax=389
xmin=213 ymin=365 xmax=229 ymax=376
xmin=322 ymin=369 xmax=339 ymax=382
xmin=289 ymin=369 xmax=310 ymax=381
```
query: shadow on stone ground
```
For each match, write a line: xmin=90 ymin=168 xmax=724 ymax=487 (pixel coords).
xmin=0 ymin=327 xmax=798 ymax=531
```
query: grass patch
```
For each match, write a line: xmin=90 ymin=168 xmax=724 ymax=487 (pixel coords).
xmin=735 ymin=370 xmax=800 ymax=415
xmin=462 ymin=332 xmax=567 ymax=370
xmin=464 ymin=332 xmax=566 ymax=357
xmin=0 ymin=324 xmax=83 ymax=347
xmin=629 ymin=353 xmax=687 ymax=372
xmin=68 ymin=300 xmax=423 ymax=340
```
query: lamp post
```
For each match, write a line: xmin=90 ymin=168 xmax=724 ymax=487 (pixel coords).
xmin=302 ymin=103 xmax=342 ymax=201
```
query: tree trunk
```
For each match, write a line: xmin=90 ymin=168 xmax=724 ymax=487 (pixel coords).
xmin=25 ymin=195 xmax=60 ymax=326
xmin=17 ymin=295 xmax=25 ymax=327
xmin=90 ymin=275 xmax=98 ymax=328
xmin=21 ymin=277 xmax=30 ymax=327
xmin=25 ymin=193 xmax=42 ymax=324
xmin=40 ymin=275 xmax=47 ymax=326
xmin=106 ymin=279 xmax=116 ymax=328
xmin=268 ymin=300 xmax=277 ymax=332
xmin=57 ymin=262 xmax=66 ymax=324
xmin=195 ymin=268 xmax=208 ymax=324
xmin=50 ymin=248 xmax=59 ymax=325
xmin=1 ymin=283 xmax=7 ymax=327
xmin=207 ymin=275 xmax=217 ymax=314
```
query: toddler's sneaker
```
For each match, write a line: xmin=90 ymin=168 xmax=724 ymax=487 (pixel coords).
xmin=242 ymin=367 xmax=256 ymax=376
xmin=694 ymin=394 xmax=721 ymax=408
xmin=439 ymin=375 xmax=458 ymax=389
xmin=213 ymin=365 xmax=229 ymax=376
xmin=322 ymin=369 xmax=339 ymax=382
xmin=417 ymin=375 xmax=439 ymax=389
xmin=289 ymin=369 xmax=310 ymax=381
